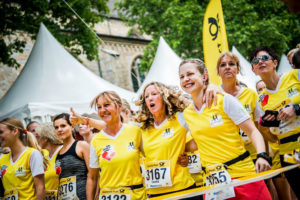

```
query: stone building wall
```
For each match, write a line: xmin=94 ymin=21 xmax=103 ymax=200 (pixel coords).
xmin=0 ymin=16 xmax=151 ymax=99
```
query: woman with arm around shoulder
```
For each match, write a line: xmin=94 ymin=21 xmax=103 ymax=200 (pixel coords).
xmin=0 ymin=118 xmax=45 ymax=200
xmin=179 ymin=59 xmax=271 ymax=200
xmin=86 ymin=91 xmax=146 ymax=200
xmin=135 ymin=82 xmax=202 ymax=199
xmin=35 ymin=122 xmax=63 ymax=199
xmin=54 ymin=113 xmax=90 ymax=200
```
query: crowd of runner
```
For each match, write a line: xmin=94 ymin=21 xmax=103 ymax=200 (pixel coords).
xmin=0 ymin=46 xmax=299 ymax=200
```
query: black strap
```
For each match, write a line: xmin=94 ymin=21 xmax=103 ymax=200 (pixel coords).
xmin=129 ymin=183 xmax=144 ymax=190
xmin=280 ymin=132 xmax=300 ymax=144
xmin=223 ymin=151 xmax=250 ymax=168
xmin=202 ymin=151 xmax=250 ymax=171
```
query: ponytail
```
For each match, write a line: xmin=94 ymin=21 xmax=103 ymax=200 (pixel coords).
xmin=0 ymin=118 xmax=48 ymax=167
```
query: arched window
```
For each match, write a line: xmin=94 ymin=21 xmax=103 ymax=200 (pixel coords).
xmin=131 ymin=57 xmax=145 ymax=92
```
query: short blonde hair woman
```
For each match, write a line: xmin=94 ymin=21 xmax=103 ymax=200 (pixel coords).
xmin=36 ymin=123 xmax=62 ymax=199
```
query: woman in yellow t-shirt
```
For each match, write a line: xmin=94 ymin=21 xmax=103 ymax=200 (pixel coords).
xmin=0 ymin=118 xmax=45 ymax=200
xmin=135 ymin=82 xmax=202 ymax=199
xmin=35 ymin=122 xmax=63 ymax=199
xmin=86 ymin=91 xmax=146 ymax=200
xmin=179 ymin=58 xmax=271 ymax=200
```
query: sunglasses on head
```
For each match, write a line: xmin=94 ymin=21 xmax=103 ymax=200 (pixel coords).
xmin=251 ymin=55 xmax=272 ymax=65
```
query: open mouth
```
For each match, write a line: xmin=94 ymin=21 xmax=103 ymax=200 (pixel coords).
xmin=184 ymin=83 xmax=194 ymax=88
xmin=150 ymin=103 xmax=155 ymax=108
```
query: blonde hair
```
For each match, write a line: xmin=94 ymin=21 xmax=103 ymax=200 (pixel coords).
xmin=287 ymin=48 xmax=299 ymax=58
xmin=35 ymin=123 xmax=62 ymax=145
xmin=90 ymin=91 xmax=122 ymax=110
xmin=216 ymin=52 xmax=241 ymax=86
xmin=179 ymin=58 xmax=209 ymax=85
xmin=135 ymin=82 xmax=189 ymax=129
xmin=0 ymin=118 xmax=47 ymax=166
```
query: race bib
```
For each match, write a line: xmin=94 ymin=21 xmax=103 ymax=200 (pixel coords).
xmin=46 ymin=190 xmax=58 ymax=200
xmin=4 ymin=189 xmax=18 ymax=200
xmin=187 ymin=153 xmax=201 ymax=174
xmin=205 ymin=164 xmax=235 ymax=200
xmin=145 ymin=160 xmax=172 ymax=188
xmin=100 ymin=187 xmax=130 ymax=200
xmin=58 ymin=176 xmax=78 ymax=200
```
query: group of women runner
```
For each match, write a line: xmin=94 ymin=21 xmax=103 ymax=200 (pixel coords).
xmin=0 ymin=45 xmax=299 ymax=200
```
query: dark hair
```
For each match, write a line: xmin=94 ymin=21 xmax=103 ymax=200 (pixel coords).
xmin=53 ymin=113 xmax=72 ymax=126
xmin=250 ymin=46 xmax=278 ymax=65
xmin=292 ymin=49 xmax=300 ymax=69
xmin=26 ymin=121 xmax=40 ymax=130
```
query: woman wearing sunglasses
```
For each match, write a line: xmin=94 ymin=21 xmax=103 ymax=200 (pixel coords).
xmin=251 ymin=46 xmax=300 ymax=199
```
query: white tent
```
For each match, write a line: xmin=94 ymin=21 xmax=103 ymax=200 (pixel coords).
xmin=137 ymin=37 xmax=182 ymax=94
xmin=277 ymin=54 xmax=293 ymax=75
xmin=232 ymin=46 xmax=261 ymax=91
xmin=0 ymin=23 xmax=137 ymax=124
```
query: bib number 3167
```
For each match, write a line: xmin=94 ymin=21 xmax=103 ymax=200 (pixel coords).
xmin=145 ymin=160 xmax=172 ymax=188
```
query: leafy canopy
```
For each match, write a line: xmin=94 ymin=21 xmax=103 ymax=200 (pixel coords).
xmin=115 ymin=0 xmax=300 ymax=72
xmin=1 ymin=0 xmax=109 ymax=68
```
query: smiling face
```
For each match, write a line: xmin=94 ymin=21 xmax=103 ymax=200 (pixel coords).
xmin=0 ymin=124 xmax=15 ymax=148
xmin=252 ymin=51 xmax=277 ymax=76
xmin=54 ymin=118 xmax=73 ymax=141
xmin=97 ymin=96 xmax=121 ymax=124
xmin=179 ymin=62 xmax=205 ymax=95
xmin=144 ymin=85 xmax=165 ymax=116
xmin=218 ymin=55 xmax=239 ymax=80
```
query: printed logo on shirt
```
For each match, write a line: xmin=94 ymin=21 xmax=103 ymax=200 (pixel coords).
xmin=102 ymin=145 xmax=116 ymax=161
xmin=127 ymin=141 xmax=136 ymax=151
xmin=162 ymin=128 xmax=174 ymax=138
xmin=210 ymin=114 xmax=223 ymax=127
xmin=258 ymin=94 xmax=269 ymax=107
xmin=15 ymin=166 xmax=26 ymax=177
xmin=244 ymin=104 xmax=251 ymax=113
xmin=0 ymin=165 xmax=8 ymax=178
xmin=287 ymin=87 xmax=299 ymax=98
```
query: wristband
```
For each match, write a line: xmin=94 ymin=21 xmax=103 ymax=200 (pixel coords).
xmin=293 ymin=104 xmax=300 ymax=116
xmin=85 ymin=117 xmax=89 ymax=126
xmin=257 ymin=152 xmax=272 ymax=165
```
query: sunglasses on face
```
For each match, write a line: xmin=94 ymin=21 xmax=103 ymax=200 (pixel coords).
xmin=251 ymin=55 xmax=272 ymax=65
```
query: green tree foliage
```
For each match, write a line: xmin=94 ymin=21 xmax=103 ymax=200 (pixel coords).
xmin=1 ymin=0 xmax=109 ymax=68
xmin=116 ymin=0 xmax=300 ymax=72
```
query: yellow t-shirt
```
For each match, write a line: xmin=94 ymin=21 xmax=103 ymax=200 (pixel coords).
xmin=142 ymin=112 xmax=195 ymax=195
xmin=183 ymin=94 xmax=256 ymax=178
xmin=220 ymin=86 xmax=258 ymax=160
xmin=90 ymin=124 xmax=146 ymax=200
xmin=0 ymin=147 xmax=44 ymax=200
xmin=257 ymin=69 xmax=300 ymax=155
xmin=44 ymin=146 xmax=62 ymax=196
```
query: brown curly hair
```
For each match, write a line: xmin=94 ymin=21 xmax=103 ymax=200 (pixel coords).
xmin=135 ymin=82 xmax=189 ymax=130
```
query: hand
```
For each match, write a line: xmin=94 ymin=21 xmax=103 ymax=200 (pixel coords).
xmin=255 ymin=157 xmax=271 ymax=173
xmin=70 ymin=107 xmax=85 ymax=125
xmin=203 ymin=84 xmax=220 ymax=108
xmin=177 ymin=152 xmax=189 ymax=167
xmin=277 ymin=106 xmax=295 ymax=121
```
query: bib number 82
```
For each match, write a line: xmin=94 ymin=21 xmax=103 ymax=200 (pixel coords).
xmin=101 ymin=195 xmax=127 ymax=200
xmin=146 ymin=168 xmax=166 ymax=181
xmin=206 ymin=171 xmax=227 ymax=185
